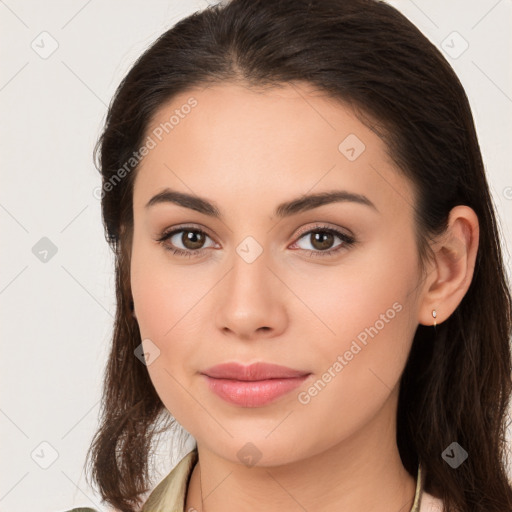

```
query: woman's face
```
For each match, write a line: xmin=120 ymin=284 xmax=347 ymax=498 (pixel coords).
xmin=130 ymin=82 xmax=427 ymax=465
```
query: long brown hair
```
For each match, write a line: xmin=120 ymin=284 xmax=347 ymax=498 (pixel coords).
xmin=85 ymin=1 xmax=512 ymax=510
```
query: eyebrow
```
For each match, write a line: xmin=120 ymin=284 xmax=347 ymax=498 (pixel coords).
xmin=145 ymin=188 xmax=378 ymax=218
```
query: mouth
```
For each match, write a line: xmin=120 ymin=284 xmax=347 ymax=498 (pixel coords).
xmin=200 ymin=362 xmax=311 ymax=407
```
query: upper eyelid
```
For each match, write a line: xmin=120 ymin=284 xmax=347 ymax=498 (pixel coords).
xmin=294 ymin=223 xmax=352 ymax=238
xmin=160 ymin=223 xmax=214 ymax=238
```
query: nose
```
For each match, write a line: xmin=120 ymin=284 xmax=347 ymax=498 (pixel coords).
xmin=214 ymin=249 xmax=288 ymax=341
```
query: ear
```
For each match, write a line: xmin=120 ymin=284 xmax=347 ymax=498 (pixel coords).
xmin=418 ymin=205 xmax=479 ymax=327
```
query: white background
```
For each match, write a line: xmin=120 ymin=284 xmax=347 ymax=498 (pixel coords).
xmin=1 ymin=1 xmax=511 ymax=511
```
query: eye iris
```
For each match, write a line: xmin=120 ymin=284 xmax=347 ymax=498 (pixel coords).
xmin=183 ymin=230 xmax=205 ymax=250
xmin=311 ymin=231 xmax=334 ymax=250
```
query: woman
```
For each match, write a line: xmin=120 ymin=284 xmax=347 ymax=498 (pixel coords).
xmin=69 ymin=0 xmax=512 ymax=511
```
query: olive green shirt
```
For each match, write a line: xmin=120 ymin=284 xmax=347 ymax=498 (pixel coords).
xmin=66 ymin=448 xmax=445 ymax=511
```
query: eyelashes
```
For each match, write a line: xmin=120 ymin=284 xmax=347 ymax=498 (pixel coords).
xmin=155 ymin=223 xmax=356 ymax=259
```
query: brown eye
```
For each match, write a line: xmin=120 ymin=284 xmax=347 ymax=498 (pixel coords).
xmin=180 ymin=230 xmax=207 ymax=250
xmin=292 ymin=225 xmax=356 ymax=258
xmin=156 ymin=227 xmax=216 ymax=257
xmin=308 ymin=231 xmax=336 ymax=251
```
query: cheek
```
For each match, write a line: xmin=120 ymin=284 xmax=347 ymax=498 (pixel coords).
xmin=131 ymin=258 xmax=169 ymax=340
xmin=293 ymin=238 xmax=418 ymax=355
xmin=291 ymin=281 xmax=417 ymax=449
xmin=130 ymin=244 xmax=205 ymax=420
xmin=130 ymin=240 xmax=215 ymax=378
xmin=130 ymin=238 xmax=199 ymax=339
xmin=301 ymin=241 xmax=419 ymax=398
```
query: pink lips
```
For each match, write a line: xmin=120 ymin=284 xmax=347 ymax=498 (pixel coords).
xmin=201 ymin=362 xmax=311 ymax=407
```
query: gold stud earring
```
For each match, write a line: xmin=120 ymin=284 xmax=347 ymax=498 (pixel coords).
xmin=432 ymin=309 xmax=437 ymax=327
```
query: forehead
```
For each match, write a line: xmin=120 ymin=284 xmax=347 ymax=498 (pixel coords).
xmin=133 ymin=82 xmax=415 ymax=220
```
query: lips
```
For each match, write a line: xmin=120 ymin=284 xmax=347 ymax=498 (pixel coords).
xmin=201 ymin=362 xmax=310 ymax=380
xmin=200 ymin=362 xmax=311 ymax=407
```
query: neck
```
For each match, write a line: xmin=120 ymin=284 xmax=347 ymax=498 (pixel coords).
xmin=185 ymin=388 xmax=416 ymax=512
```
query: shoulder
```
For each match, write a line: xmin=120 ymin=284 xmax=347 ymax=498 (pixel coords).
xmin=141 ymin=448 xmax=199 ymax=512
xmin=420 ymin=490 xmax=445 ymax=512
xmin=60 ymin=450 xmax=198 ymax=512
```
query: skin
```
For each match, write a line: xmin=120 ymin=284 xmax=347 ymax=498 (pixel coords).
xmin=130 ymin=82 xmax=479 ymax=512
